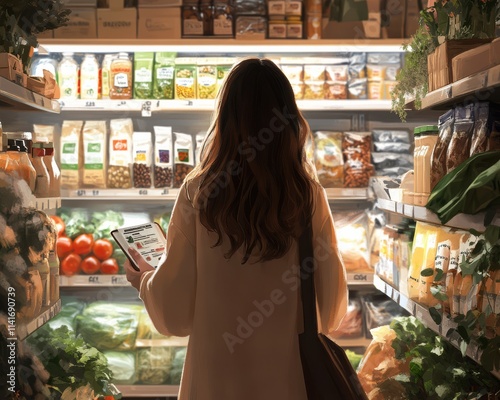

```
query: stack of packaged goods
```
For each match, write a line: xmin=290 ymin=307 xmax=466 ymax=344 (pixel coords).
xmin=233 ymin=0 xmax=267 ymax=39
xmin=366 ymin=53 xmax=401 ymax=100
xmin=312 ymin=131 xmax=375 ymax=188
xmin=371 ymin=129 xmax=413 ymax=178
xmin=267 ymin=0 xmax=303 ymax=39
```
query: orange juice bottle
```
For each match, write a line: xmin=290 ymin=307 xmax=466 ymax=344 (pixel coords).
xmin=418 ymin=225 xmax=438 ymax=307
xmin=446 ymin=230 xmax=462 ymax=317
xmin=408 ymin=222 xmax=428 ymax=300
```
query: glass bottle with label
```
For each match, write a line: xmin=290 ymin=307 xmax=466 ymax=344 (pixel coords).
xmin=101 ymin=54 xmax=115 ymax=99
xmin=57 ymin=53 xmax=79 ymax=100
xmin=8 ymin=139 xmax=36 ymax=192
xmin=80 ymin=54 xmax=100 ymax=100
xmin=110 ymin=53 xmax=133 ymax=100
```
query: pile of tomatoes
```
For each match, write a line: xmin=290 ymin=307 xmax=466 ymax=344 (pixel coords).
xmin=51 ymin=216 xmax=120 ymax=276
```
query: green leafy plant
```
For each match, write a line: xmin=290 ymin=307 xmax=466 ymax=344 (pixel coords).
xmin=378 ymin=317 xmax=500 ymax=399
xmin=26 ymin=325 xmax=113 ymax=397
xmin=0 ymin=0 xmax=70 ymax=71
xmin=423 ymin=225 xmax=500 ymax=374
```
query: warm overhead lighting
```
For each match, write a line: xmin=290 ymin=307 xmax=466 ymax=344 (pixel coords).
xmin=38 ymin=39 xmax=407 ymax=54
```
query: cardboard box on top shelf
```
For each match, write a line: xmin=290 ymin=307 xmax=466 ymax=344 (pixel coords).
xmin=381 ymin=0 xmax=405 ymax=38
xmin=53 ymin=7 xmax=97 ymax=38
xmin=97 ymin=0 xmax=137 ymax=39
xmin=452 ymin=43 xmax=493 ymax=82
xmin=322 ymin=12 xmax=381 ymax=39
xmin=427 ymin=39 xmax=493 ymax=92
xmin=0 ymin=53 xmax=24 ymax=85
xmin=138 ymin=7 xmax=181 ymax=39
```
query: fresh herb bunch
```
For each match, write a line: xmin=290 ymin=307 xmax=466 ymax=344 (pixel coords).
xmin=378 ymin=317 xmax=500 ymax=399
xmin=26 ymin=325 xmax=113 ymax=397
xmin=391 ymin=25 xmax=435 ymax=121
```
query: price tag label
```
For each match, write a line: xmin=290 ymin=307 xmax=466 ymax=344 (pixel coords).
xmin=353 ymin=274 xmax=368 ymax=282
xmin=142 ymin=101 xmax=152 ymax=117
xmin=76 ymin=189 xmax=87 ymax=197
xmin=139 ymin=189 xmax=148 ymax=196
xmin=85 ymin=101 xmax=96 ymax=108
xmin=88 ymin=276 xmax=100 ymax=284
xmin=111 ymin=275 xmax=128 ymax=285
xmin=160 ymin=189 xmax=168 ymax=195
xmin=92 ymin=190 xmax=100 ymax=196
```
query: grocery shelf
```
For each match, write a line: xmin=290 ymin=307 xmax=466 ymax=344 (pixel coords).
xmin=0 ymin=76 xmax=60 ymax=113
xmin=59 ymin=274 xmax=130 ymax=287
xmin=421 ymin=64 xmax=500 ymax=110
xmin=335 ymin=337 xmax=372 ymax=348
xmin=116 ymin=385 xmax=179 ymax=397
xmin=61 ymin=188 xmax=176 ymax=201
xmin=346 ymin=272 xmax=374 ymax=286
xmin=57 ymin=98 xmax=393 ymax=113
xmin=136 ymin=337 xmax=189 ymax=348
xmin=62 ymin=188 xmax=372 ymax=202
xmin=373 ymin=275 xmax=500 ymax=380
xmin=16 ymin=300 xmax=62 ymax=341
xmin=376 ymin=198 xmax=500 ymax=232
xmin=39 ymin=38 xmax=406 ymax=54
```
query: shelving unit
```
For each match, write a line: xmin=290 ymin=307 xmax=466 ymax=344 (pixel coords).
xmin=32 ymin=196 xmax=62 ymax=211
xmin=377 ymin=198 xmax=500 ymax=232
xmin=373 ymin=275 xmax=500 ymax=380
xmin=421 ymin=64 xmax=500 ymax=110
xmin=61 ymin=187 xmax=372 ymax=202
xmin=57 ymin=98 xmax=394 ymax=113
xmin=16 ymin=300 xmax=62 ymax=341
xmin=0 ymin=76 xmax=60 ymax=113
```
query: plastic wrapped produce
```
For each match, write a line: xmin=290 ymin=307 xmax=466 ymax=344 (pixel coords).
xmin=76 ymin=302 xmax=143 ymax=351
xmin=470 ymin=102 xmax=500 ymax=156
xmin=314 ymin=131 xmax=343 ymax=187
xmin=137 ymin=308 xmax=167 ymax=340
xmin=167 ymin=347 xmax=187 ymax=385
xmin=372 ymin=130 xmax=410 ymax=143
xmin=136 ymin=347 xmax=172 ymax=385
xmin=104 ymin=351 xmax=137 ymax=385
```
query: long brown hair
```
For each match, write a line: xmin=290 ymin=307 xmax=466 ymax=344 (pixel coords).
xmin=186 ymin=58 xmax=318 ymax=264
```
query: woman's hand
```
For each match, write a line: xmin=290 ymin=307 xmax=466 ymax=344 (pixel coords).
xmin=125 ymin=248 xmax=155 ymax=290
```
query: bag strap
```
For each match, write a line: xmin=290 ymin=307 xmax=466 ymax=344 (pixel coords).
xmin=298 ymin=218 xmax=318 ymax=335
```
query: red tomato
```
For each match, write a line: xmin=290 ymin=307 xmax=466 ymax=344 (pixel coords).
xmin=50 ymin=215 xmax=66 ymax=237
xmin=73 ymin=234 xmax=94 ymax=255
xmin=100 ymin=258 xmax=119 ymax=275
xmin=60 ymin=253 xmax=82 ymax=276
xmin=81 ymin=256 xmax=101 ymax=275
xmin=56 ymin=237 xmax=73 ymax=261
xmin=92 ymin=239 xmax=114 ymax=261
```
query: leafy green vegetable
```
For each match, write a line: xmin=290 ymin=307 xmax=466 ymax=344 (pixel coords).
xmin=76 ymin=302 xmax=142 ymax=351
xmin=26 ymin=325 xmax=112 ymax=396
xmin=103 ymin=351 xmax=136 ymax=385
xmin=386 ymin=317 xmax=500 ymax=399
xmin=345 ymin=349 xmax=363 ymax=370
xmin=57 ymin=209 xmax=124 ymax=240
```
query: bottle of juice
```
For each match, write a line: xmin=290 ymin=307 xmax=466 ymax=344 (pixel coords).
xmin=80 ymin=54 xmax=99 ymax=100
xmin=458 ymin=233 xmax=480 ymax=315
xmin=58 ymin=53 xmax=79 ymax=100
xmin=7 ymin=139 xmax=36 ymax=192
xmin=408 ymin=222 xmax=428 ymax=300
xmin=101 ymin=54 xmax=114 ymax=99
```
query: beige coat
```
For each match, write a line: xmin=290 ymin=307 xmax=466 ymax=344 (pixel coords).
xmin=139 ymin=183 xmax=348 ymax=400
